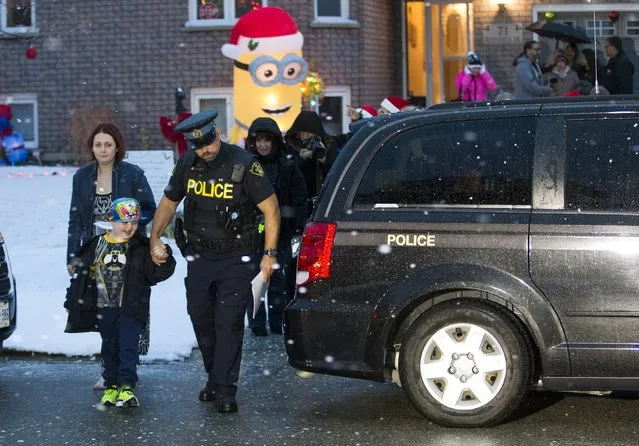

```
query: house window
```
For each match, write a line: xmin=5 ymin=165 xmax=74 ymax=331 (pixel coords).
xmin=586 ymin=20 xmax=615 ymax=38
xmin=190 ymin=88 xmax=233 ymax=141
xmin=315 ymin=0 xmax=349 ymax=20
xmin=1 ymin=0 xmax=36 ymax=33
xmin=188 ymin=0 xmax=266 ymax=25
xmin=320 ymin=86 xmax=351 ymax=137
xmin=0 ymin=94 xmax=38 ymax=149
xmin=626 ymin=20 xmax=639 ymax=36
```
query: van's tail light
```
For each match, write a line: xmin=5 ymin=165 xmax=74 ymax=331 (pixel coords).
xmin=297 ymin=222 xmax=337 ymax=286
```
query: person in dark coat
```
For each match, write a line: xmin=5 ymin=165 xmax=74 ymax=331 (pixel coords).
xmin=284 ymin=111 xmax=338 ymax=200
xmin=66 ymin=123 xmax=157 ymax=389
xmin=601 ymin=36 xmax=635 ymax=94
xmin=64 ymin=198 xmax=176 ymax=407
xmin=245 ymin=117 xmax=308 ymax=336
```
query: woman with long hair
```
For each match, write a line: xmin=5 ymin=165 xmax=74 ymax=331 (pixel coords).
xmin=67 ymin=122 xmax=156 ymax=388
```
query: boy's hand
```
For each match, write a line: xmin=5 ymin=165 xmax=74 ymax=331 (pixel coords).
xmin=150 ymin=237 xmax=168 ymax=265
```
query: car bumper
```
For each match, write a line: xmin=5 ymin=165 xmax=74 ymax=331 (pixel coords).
xmin=283 ymin=284 xmax=385 ymax=381
xmin=0 ymin=287 xmax=17 ymax=344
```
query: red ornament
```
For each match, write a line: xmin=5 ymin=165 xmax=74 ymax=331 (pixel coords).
xmin=25 ymin=47 xmax=37 ymax=60
xmin=609 ymin=10 xmax=619 ymax=24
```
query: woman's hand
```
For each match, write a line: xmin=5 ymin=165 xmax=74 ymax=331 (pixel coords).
xmin=299 ymin=148 xmax=314 ymax=160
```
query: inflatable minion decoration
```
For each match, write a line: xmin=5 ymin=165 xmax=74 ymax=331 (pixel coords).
xmin=221 ymin=7 xmax=307 ymax=145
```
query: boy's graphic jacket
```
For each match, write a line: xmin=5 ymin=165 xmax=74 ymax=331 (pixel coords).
xmin=64 ymin=234 xmax=176 ymax=333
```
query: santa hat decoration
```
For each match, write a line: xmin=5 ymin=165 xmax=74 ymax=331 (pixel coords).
xmin=221 ymin=7 xmax=304 ymax=60
xmin=466 ymin=51 xmax=482 ymax=69
xmin=357 ymin=105 xmax=378 ymax=119
xmin=380 ymin=96 xmax=410 ymax=114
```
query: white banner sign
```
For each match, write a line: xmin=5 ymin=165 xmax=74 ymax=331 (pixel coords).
xmin=123 ymin=150 xmax=175 ymax=205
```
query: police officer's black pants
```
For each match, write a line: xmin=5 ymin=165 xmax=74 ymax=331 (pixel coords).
xmin=185 ymin=248 xmax=252 ymax=398
xmin=247 ymin=249 xmax=289 ymax=331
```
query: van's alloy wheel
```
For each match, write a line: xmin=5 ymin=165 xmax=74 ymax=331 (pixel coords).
xmin=399 ymin=301 xmax=532 ymax=427
xmin=421 ymin=323 xmax=507 ymax=410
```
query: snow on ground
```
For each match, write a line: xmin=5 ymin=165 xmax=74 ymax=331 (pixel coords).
xmin=0 ymin=166 xmax=196 ymax=360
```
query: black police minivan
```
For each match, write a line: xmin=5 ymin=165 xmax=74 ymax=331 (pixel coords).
xmin=0 ymin=231 xmax=17 ymax=348
xmin=284 ymin=96 xmax=639 ymax=427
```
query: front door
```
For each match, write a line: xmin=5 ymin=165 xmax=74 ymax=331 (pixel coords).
xmin=405 ymin=0 xmax=472 ymax=106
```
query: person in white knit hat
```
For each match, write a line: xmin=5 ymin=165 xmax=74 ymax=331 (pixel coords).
xmin=454 ymin=51 xmax=497 ymax=102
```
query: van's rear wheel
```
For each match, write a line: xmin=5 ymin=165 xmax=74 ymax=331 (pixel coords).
xmin=399 ymin=301 xmax=532 ymax=427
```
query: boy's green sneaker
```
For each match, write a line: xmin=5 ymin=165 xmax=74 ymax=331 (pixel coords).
xmin=100 ymin=385 xmax=119 ymax=406
xmin=116 ymin=384 xmax=139 ymax=408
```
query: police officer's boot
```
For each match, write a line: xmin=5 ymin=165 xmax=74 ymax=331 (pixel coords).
xmin=199 ymin=388 xmax=215 ymax=402
xmin=199 ymin=376 xmax=216 ymax=401
xmin=214 ymin=394 xmax=238 ymax=413
xmin=251 ymin=326 xmax=268 ymax=337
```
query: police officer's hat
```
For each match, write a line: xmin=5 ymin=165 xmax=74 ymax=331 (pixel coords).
xmin=175 ymin=110 xmax=219 ymax=150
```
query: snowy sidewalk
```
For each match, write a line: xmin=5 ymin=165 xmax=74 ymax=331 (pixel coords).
xmin=0 ymin=166 xmax=196 ymax=360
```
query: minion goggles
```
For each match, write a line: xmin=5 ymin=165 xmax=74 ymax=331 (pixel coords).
xmin=234 ymin=53 xmax=309 ymax=88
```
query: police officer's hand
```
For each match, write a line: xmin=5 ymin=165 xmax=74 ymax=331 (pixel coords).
xmin=150 ymin=236 xmax=169 ymax=265
xmin=260 ymin=254 xmax=278 ymax=281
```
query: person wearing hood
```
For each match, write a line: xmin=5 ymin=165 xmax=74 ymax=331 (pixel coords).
xmin=285 ymin=111 xmax=338 ymax=200
xmin=513 ymin=40 xmax=553 ymax=99
xmin=543 ymin=49 xmax=580 ymax=96
xmin=245 ymin=117 xmax=308 ymax=336
xmin=455 ymin=52 xmax=497 ymax=102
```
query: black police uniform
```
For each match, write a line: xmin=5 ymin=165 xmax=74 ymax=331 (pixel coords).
xmin=166 ymin=110 xmax=275 ymax=408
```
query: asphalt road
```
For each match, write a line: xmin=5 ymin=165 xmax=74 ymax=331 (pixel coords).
xmin=2 ymin=334 xmax=639 ymax=446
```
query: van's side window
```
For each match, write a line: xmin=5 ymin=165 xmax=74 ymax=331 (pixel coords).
xmin=353 ymin=118 xmax=535 ymax=206
xmin=565 ymin=119 xmax=639 ymax=212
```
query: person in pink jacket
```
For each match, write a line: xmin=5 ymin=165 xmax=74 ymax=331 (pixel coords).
xmin=454 ymin=52 xmax=497 ymax=102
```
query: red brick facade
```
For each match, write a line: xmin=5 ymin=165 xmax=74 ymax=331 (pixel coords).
xmin=0 ymin=1 xmax=636 ymax=161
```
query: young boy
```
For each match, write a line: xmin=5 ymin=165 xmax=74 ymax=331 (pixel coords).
xmin=65 ymin=198 xmax=176 ymax=407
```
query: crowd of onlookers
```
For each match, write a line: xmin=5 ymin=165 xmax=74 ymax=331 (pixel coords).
xmin=512 ymin=36 xmax=635 ymax=98
xmin=451 ymin=36 xmax=635 ymax=101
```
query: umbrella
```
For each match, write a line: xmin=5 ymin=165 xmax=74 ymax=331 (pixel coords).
xmin=526 ymin=21 xmax=591 ymax=44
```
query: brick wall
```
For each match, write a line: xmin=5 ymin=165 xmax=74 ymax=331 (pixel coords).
xmin=0 ymin=1 xmax=398 ymax=162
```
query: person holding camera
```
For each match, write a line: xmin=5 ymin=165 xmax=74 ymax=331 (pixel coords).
xmin=285 ymin=111 xmax=337 ymax=201
xmin=543 ymin=49 xmax=580 ymax=96
xmin=245 ymin=117 xmax=308 ymax=336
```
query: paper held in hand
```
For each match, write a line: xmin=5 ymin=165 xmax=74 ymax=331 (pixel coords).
xmin=251 ymin=273 xmax=268 ymax=318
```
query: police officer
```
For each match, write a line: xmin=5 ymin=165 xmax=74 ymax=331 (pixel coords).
xmin=149 ymin=110 xmax=280 ymax=414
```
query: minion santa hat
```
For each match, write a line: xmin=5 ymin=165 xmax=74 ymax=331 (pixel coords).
xmin=221 ymin=6 xmax=304 ymax=59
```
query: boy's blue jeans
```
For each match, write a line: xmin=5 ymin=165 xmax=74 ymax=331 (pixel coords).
xmin=97 ymin=308 xmax=143 ymax=388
